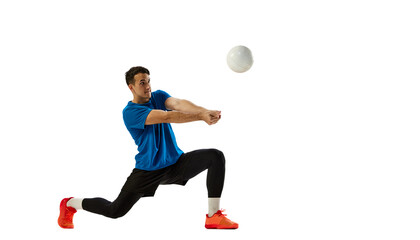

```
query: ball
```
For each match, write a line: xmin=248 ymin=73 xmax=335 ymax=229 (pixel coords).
xmin=226 ymin=45 xmax=253 ymax=73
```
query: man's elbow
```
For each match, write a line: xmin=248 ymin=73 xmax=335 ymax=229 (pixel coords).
xmin=145 ymin=110 xmax=169 ymax=125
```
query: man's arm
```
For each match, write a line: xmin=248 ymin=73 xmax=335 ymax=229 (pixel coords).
xmin=165 ymin=97 xmax=207 ymax=113
xmin=145 ymin=110 xmax=200 ymax=125
xmin=145 ymin=109 xmax=221 ymax=126
xmin=164 ymin=97 xmax=221 ymax=122
xmin=144 ymin=97 xmax=221 ymax=126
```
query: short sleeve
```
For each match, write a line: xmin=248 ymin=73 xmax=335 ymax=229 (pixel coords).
xmin=153 ymin=90 xmax=172 ymax=110
xmin=123 ymin=106 xmax=152 ymax=130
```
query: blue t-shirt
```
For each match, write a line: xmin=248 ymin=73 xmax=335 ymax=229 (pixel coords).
xmin=122 ymin=90 xmax=184 ymax=170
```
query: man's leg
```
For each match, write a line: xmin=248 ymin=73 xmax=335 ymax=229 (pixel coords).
xmin=179 ymin=148 xmax=238 ymax=229
xmin=59 ymin=191 xmax=143 ymax=228
xmin=82 ymin=191 xmax=143 ymax=219
xmin=180 ymin=149 xmax=225 ymax=215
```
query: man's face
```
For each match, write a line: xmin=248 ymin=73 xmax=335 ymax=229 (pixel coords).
xmin=130 ymin=73 xmax=152 ymax=102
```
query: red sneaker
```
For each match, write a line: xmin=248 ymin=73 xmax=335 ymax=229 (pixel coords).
xmin=205 ymin=209 xmax=238 ymax=229
xmin=58 ymin=197 xmax=77 ymax=229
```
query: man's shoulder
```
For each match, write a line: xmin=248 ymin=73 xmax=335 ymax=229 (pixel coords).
xmin=123 ymin=101 xmax=135 ymax=111
xmin=152 ymin=89 xmax=169 ymax=96
xmin=123 ymin=102 xmax=149 ymax=115
xmin=152 ymin=90 xmax=171 ymax=105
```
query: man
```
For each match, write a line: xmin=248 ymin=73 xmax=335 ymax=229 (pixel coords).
xmin=58 ymin=66 xmax=238 ymax=229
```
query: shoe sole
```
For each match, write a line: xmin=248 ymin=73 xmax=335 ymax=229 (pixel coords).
xmin=205 ymin=224 xmax=238 ymax=229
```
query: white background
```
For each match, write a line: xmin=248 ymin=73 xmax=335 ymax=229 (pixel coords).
xmin=1 ymin=0 xmax=419 ymax=239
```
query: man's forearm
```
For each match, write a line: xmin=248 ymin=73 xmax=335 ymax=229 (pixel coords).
xmin=176 ymin=99 xmax=208 ymax=113
xmin=164 ymin=110 xmax=203 ymax=123
xmin=146 ymin=109 xmax=219 ymax=125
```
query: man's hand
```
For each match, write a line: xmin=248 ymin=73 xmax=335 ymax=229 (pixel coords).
xmin=200 ymin=110 xmax=221 ymax=125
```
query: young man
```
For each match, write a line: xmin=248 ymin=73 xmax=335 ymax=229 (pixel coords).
xmin=58 ymin=66 xmax=238 ymax=229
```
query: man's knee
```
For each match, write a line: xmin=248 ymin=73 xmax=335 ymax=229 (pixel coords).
xmin=208 ymin=148 xmax=225 ymax=166
xmin=105 ymin=192 xmax=142 ymax=219
xmin=106 ymin=206 xmax=129 ymax=219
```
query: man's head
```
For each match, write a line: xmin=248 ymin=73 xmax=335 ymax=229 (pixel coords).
xmin=126 ymin=66 xmax=152 ymax=104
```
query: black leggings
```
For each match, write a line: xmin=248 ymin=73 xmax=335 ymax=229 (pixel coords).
xmin=82 ymin=149 xmax=225 ymax=219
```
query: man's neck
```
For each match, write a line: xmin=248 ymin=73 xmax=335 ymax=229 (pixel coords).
xmin=132 ymin=96 xmax=150 ymax=104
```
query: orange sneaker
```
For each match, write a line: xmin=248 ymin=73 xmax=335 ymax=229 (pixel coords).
xmin=58 ymin=197 xmax=77 ymax=229
xmin=205 ymin=209 xmax=238 ymax=229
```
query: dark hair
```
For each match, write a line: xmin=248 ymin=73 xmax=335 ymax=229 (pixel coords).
xmin=125 ymin=66 xmax=150 ymax=86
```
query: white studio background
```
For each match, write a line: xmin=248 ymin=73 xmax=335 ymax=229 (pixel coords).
xmin=0 ymin=0 xmax=419 ymax=239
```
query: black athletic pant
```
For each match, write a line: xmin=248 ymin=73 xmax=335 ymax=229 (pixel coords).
xmin=82 ymin=149 xmax=225 ymax=219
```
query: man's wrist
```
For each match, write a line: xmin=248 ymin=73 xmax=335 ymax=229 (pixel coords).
xmin=197 ymin=111 xmax=206 ymax=121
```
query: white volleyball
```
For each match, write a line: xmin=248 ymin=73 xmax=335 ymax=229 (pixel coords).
xmin=226 ymin=45 xmax=253 ymax=73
